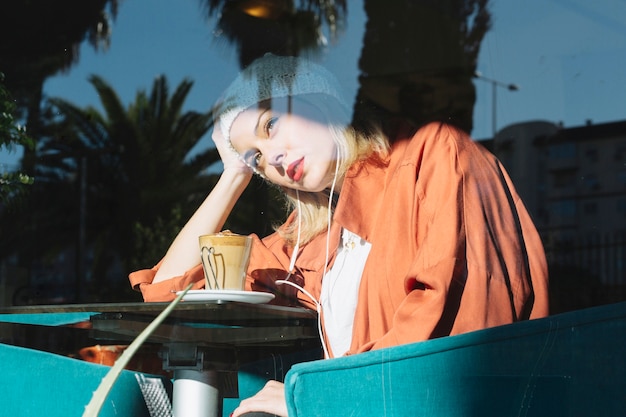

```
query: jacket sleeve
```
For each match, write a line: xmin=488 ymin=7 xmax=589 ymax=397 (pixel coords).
xmin=357 ymin=123 xmax=547 ymax=352
xmin=128 ymin=260 xmax=206 ymax=302
xmin=129 ymin=232 xmax=305 ymax=304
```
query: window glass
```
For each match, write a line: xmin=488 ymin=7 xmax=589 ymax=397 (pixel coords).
xmin=0 ymin=0 xmax=624 ymax=313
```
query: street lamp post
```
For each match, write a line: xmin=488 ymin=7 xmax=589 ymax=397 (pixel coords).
xmin=474 ymin=71 xmax=520 ymax=137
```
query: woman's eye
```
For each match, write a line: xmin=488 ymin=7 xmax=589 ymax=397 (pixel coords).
xmin=253 ymin=152 xmax=262 ymax=167
xmin=243 ymin=149 xmax=262 ymax=168
xmin=264 ymin=116 xmax=279 ymax=136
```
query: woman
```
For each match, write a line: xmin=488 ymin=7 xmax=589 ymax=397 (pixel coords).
xmin=129 ymin=54 xmax=549 ymax=416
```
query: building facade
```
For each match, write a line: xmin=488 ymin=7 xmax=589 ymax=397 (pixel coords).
xmin=485 ymin=119 xmax=626 ymax=311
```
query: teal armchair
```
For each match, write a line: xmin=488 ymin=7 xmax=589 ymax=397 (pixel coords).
xmin=284 ymin=302 xmax=626 ymax=417
xmin=0 ymin=342 xmax=156 ymax=417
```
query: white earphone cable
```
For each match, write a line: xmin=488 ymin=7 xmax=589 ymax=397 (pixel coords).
xmin=276 ymin=159 xmax=341 ymax=359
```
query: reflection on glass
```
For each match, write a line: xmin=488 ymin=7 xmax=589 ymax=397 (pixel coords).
xmin=0 ymin=0 xmax=624 ymax=311
xmin=203 ymin=0 xmax=346 ymax=66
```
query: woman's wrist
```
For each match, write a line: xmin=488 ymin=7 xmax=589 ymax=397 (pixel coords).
xmin=216 ymin=168 xmax=253 ymax=198
xmin=152 ymin=167 xmax=252 ymax=283
xmin=221 ymin=166 xmax=253 ymax=183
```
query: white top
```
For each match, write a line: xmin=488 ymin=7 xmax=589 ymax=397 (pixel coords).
xmin=320 ymin=228 xmax=371 ymax=357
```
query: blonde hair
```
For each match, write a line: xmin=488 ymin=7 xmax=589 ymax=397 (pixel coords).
xmin=277 ymin=116 xmax=389 ymax=245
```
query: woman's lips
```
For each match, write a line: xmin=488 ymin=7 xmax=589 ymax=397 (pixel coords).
xmin=287 ymin=157 xmax=304 ymax=182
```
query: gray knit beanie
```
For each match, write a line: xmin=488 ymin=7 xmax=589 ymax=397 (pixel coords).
xmin=214 ymin=54 xmax=348 ymax=144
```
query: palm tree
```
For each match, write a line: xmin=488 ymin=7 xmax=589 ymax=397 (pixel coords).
xmin=355 ymin=0 xmax=491 ymax=134
xmin=0 ymin=75 xmax=219 ymax=302
xmin=200 ymin=0 xmax=347 ymax=66
xmin=0 ymin=0 xmax=119 ymax=176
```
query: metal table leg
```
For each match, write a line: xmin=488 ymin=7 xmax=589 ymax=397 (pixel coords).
xmin=172 ymin=369 xmax=220 ymax=417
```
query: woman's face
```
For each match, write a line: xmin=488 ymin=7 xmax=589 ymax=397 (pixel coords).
xmin=228 ymin=97 xmax=340 ymax=192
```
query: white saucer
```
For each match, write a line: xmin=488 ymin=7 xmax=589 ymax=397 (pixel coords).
xmin=176 ymin=289 xmax=275 ymax=304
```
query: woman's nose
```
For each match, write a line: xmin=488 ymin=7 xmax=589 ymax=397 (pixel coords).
xmin=266 ymin=149 xmax=286 ymax=167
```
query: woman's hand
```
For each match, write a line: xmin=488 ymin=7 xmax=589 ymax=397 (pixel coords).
xmin=152 ymin=122 xmax=253 ymax=283
xmin=231 ymin=380 xmax=288 ymax=417
xmin=213 ymin=121 xmax=253 ymax=175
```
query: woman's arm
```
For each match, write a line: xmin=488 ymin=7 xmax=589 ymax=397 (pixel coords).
xmin=153 ymin=169 xmax=251 ymax=282
xmin=153 ymin=125 xmax=253 ymax=283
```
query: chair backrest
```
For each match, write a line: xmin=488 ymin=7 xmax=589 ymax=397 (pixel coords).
xmin=285 ymin=302 xmax=626 ymax=417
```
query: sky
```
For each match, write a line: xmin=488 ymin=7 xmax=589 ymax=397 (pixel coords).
xmin=2 ymin=0 xmax=625 ymax=168
xmin=474 ymin=0 xmax=626 ymax=136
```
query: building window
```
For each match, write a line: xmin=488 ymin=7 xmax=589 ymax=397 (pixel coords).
xmin=552 ymin=168 xmax=577 ymax=188
xmin=549 ymin=199 xmax=577 ymax=223
xmin=548 ymin=143 xmax=576 ymax=159
xmin=618 ymin=170 xmax=626 ymax=188
xmin=585 ymin=148 xmax=598 ymax=163
xmin=582 ymin=173 xmax=600 ymax=190
xmin=583 ymin=201 xmax=598 ymax=215
xmin=617 ymin=198 xmax=626 ymax=217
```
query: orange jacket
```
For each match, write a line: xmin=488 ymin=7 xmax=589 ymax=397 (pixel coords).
xmin=129 ymin=122 xmax=549 ymax=355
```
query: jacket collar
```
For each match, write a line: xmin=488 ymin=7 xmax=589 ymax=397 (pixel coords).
xmin=333 ymin=156 xmax=389 ymax=242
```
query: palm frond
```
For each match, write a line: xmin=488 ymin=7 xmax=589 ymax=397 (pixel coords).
xmin=88 ymin=75 xmax=133 ymax=133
